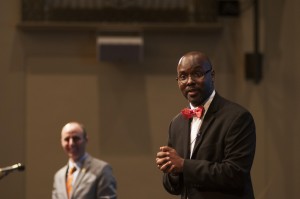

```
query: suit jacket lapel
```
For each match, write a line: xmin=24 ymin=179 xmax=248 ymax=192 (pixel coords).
xmin=182 ymin=117 xmax=192 ymax=159
xmin=190 ymin=94 xmax=220 ymax=159
xmin=72 ymin=155 xmax=92 ymax=197
xmin=191 ymin=113 xmax=215 ymax=158
xmin=62 ymin=166 xmax=68 ymax=199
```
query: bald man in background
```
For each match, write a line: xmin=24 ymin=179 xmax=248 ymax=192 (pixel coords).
xmin=52 ymin=122 xmax=117 ymax=199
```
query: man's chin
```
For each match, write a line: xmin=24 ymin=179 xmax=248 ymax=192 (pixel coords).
xmin=69 ymin=154 xmax=79 ymax=161
xmin=188 ymin=97 xmax=202 ymax=107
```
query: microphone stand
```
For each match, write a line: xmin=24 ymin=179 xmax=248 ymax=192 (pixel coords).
xmin=0 ymin=163 xmax=25 ymax=180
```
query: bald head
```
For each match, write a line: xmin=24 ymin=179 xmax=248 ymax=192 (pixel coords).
xmin=178 ymin=51 xmax=212 ymax=71
xmin=61 ymin=122 xmax=87 ymax=138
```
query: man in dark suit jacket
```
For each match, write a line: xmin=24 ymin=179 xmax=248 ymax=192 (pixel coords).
xmin=156 ymin=51 xmax=256 ymax=199
xmin=52 ymin=122 xmax=117 ymax=199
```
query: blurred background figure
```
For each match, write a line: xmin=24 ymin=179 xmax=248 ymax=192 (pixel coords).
xmin=52 ymin=122 xmax=117 ymax=199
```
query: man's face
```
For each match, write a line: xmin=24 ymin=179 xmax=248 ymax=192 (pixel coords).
xmin=61 ymin=123 xmax=87 ymax=162
xmin=177 ymin=54 xmax=214 ymax=107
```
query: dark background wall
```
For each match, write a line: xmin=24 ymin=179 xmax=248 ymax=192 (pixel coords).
xmin=1 ymin=0 xmax=300 ymax=199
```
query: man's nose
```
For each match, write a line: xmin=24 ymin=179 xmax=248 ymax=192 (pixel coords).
xmin=186 ymin=75 xmax=195 ymax=84
xmin=69 ymin=138 xmax=75 ymax=145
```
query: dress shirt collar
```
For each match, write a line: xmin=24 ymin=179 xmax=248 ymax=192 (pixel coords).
xmin=68 ymin=153 xmax=88 ymax=170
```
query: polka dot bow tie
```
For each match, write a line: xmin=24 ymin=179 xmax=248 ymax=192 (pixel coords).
xmin=181 ymin=106 xmax=205 ymax=119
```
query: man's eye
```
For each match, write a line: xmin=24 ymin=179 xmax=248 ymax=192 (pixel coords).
xmin=179 ymin=75 xmax=187 ymax=80
xmin=193 ymin=72 xmax=203 ymax=78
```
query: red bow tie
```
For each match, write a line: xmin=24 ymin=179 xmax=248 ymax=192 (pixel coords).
xmin=181 ymin=106 xmax=205 ymax=119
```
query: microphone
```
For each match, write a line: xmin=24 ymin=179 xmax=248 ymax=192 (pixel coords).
xmin=0 ymin=163 xmax=25 ymax=174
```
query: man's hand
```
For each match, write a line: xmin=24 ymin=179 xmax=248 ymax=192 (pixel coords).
xmin=156 ymin=146 xmax=184 ymax=174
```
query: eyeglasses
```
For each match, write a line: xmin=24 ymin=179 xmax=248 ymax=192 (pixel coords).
xmin=177 ymin=69 xmax=212 ymax=83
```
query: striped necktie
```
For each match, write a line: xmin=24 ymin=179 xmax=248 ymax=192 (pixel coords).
xmin=66 ymin=166 xmax=76 ymax=198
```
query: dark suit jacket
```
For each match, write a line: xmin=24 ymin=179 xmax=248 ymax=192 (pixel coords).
xmin=163 ymin=93 xmax=256 ymax=199
xmin=52 ymin=154 xmax=117 ymax=199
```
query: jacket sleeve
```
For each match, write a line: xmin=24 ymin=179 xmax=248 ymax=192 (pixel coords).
xmin=162 ymin=118 xmax=185 ymax=195
xmin=96 ymin=164 xmax=117 ymax=199
xmin=163 ymin=173 xmax=184 ymax=195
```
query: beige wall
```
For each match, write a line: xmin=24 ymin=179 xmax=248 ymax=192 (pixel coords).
xmin=0 ymin=1 xmax=26 ymax=199
xmin=1 ymin=0 xmax=300 ymax=199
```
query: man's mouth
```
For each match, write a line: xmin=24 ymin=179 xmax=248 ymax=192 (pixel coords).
xmin=69 ymin=148 xmax=77 ymax=153
xmin=187 ymin=89 xmax=198 ymax=96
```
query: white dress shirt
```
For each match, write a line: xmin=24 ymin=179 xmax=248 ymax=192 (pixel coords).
xmin=189 ymin=90 xmax=215 ymax=158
